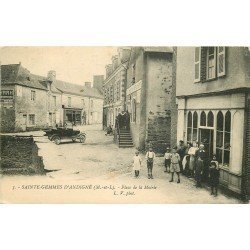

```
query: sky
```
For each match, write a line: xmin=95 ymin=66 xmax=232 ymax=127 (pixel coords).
xmin=0 ymin=47 xmax=118 ymax=85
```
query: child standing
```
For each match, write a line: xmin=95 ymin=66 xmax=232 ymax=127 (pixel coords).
xmin=146 ymin=147 xmax=156 ymax=179
xmin=169 ymin=147 xmax=181 ymax=183
xmin=133 ymin=151 xmax=142 ymax=178
xmin=209 ymin=155 xmax=220 ymax=196
xmin=164 ymin=147 xmax=171 ymax=173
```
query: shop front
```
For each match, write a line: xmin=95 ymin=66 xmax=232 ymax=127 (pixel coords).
xmin=63 ymin=108 xmax=82 ymax=125
xmin=177 ymin=93 xmax=247 ymax=195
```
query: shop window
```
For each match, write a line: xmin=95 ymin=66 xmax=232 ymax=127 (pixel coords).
xmin=187 ymin=111 xmax=192 ymax=142
xmin=193 ymin=111 xmax=198 ymax=141
xmin=29 ymin=114 xmax=35 ymax=125
xmin=187 ymin=111 xmax=198 ymax=142
xmin=216 ymin=111 xmax=231 ymax=167
xmin=207 ymin=111 xmax=214 ymax=127
xmin=200 ymin=111 xmax=206 ymax=126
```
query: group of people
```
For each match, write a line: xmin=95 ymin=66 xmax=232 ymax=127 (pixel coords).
xmin=132 ymin=140 xmax=220 ymax=197
xmin=115 ymin=110 xmax=130 ymax=131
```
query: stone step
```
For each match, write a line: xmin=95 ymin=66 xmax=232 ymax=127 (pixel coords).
xmin=119 ymin=145 xmax=134 ymax=148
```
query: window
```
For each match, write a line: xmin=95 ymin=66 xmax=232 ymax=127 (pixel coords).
xmin=132 ymin=99 xmax=136 ymax=122
xmin=194 ymin=47 xmax=226 ymax=82
xmin=132 ymin=63 xmax=136 ymax=84
xmin=82 ymin=99 xmax=85 ymax=108
xmin=53 ymin=96 xmax=56 ymax=107
xmin=207 ymin=47 xmax=216 ymax=79
xmin=68 ymin=97 xmax=71 ymax=107
xmin=193 ymin=111 xmax=198 ymax=141
xmin=31 ymin=90 xmax=36 ymax=101
xmin=216 ymin=111 xmax=231 ymax=167
xmin=200 ymin=111 xmax=206 ymax=126
xmin=217 ymin=47 xmax=226 ymax=76
xmin=29 ymin=114 xmax=35 ymax=125
xmin=207 ymin=111 xmax=214 ymax=127
xmin=187 ymin=111 xmax=192 ymax=142
xmin=187 ymin=111 xmax=198 ymax=142
xmin=194 ymin=47 xmax=201 ymax=82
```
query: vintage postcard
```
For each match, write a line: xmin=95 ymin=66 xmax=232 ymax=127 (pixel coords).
xmin=0 ymin=46 xmax=249 ymax=204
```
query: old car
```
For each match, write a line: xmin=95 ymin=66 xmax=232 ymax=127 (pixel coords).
xmin=44 ymin=126 xmax=86 ymax=145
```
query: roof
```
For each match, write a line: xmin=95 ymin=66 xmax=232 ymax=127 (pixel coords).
xmin=143 ymin=47 xmax=173 ymax=53
xmin=1 ymin=64 xmax=47 ymax=90
xmin=1 ymin=64 xmax=103 ymax=98
xmin=53 ymin=79 xmax=103 ymax=99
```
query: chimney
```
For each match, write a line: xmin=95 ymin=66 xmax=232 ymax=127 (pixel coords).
xmin=85 ymin=82 xmax=92 ymax=88
xmin=93 ymin=75 xmax=104 ymax=93
xmin=47 ymin=70 xmax=56 ymax=83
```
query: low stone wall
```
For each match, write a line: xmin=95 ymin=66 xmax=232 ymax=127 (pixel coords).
xmin=0 ymin=135 xmax=45 ymax=175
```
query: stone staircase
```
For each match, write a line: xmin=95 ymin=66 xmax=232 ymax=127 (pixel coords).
xmin=118 ymin=129 xmax=134 ymax=148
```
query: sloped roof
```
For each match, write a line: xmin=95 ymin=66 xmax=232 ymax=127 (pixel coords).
xmin=1 ymin=64 xmax=47 ymax=90
xmin=143 ymin=47 xmax=173 ymax=53
xmin=1 ymin=64 xmax=103 ymax=98
xmin=53 ymin=80 xmax=103 ymax=99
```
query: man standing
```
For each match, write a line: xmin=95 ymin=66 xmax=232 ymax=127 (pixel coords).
xmin=177 ymin=140 xmax=186 ymax=173
xmin=195 ymin=144 xmax=206 ymax=188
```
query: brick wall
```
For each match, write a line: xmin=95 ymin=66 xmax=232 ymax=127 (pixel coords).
xmin=0 ymin=135 xmax=45 ymax=175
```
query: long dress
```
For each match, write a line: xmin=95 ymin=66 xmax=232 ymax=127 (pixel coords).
xmin=133 ymin=155 xmax=141 ymax=171
xmin=188 ymin=146 xmax=198 ymax=171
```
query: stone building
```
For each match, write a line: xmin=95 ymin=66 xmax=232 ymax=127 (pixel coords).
xmin=1 ymin=63 xmax=103 ymax=132
xmin=176 ymin=47 xmax=250 ymax=198
xmin=103 ymin=48 xmax=131 ymax=128
xmin=125 ymin=47 xmax=177 ymax=152
xmin=1 ymin=63 xmax=48 ymax=132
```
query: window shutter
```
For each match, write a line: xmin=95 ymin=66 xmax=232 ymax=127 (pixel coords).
xmin=194 ymin=47 xmax=201 ymax=82
xmin=217 ymin=47 xmax=226 ymax=77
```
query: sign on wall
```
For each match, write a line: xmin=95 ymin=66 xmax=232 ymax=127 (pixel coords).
xmin=1 ymin=90 xmax=14 ymax=108
xmin=1 ymin=90 xmax=14 ymax=99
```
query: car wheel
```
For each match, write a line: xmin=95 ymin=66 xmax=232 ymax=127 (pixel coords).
xmin=53 ymin=135 xmax=61 ymax=145
xmin=72 ymin=139 xmax=76 ymax=142
xmin=79 ymin=135 xmax=86 ymax=143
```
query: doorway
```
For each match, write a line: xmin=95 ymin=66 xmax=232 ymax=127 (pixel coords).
xmin=199 ymin=128 xmax=214 ymax=160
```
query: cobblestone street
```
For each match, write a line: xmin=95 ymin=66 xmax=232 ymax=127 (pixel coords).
xmin=0 ymin=125 xmax=241 ymax=204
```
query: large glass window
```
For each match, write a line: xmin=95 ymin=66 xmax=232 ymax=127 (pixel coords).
xmin=187 ymin=111 xmax=192 ymax=142
xmin=193 ymin=111 xmax=198 ymax=141
xmin=200 ymin=111 xmax=206 ymax=126
xmin=216 ymin=111 xmax=231 ymax=167
xmin=207 ymin=111 xmax=214 ymax=127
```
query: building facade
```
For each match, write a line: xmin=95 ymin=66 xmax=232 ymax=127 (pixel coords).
xmin=176 ymin=47 xmax=250 ymax=198
xmin=126 ymin=47 xmax=177 ymax=152
xmin=1 ymin=64 xmax=103 ymax=132
xmin=103 ymin=48 xmax=131 ymax=128
xmin=1 ymin=64 xmax=48 ymax=132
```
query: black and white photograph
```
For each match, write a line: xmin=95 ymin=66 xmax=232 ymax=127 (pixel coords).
xmin=0 ymin=46 xmax=249 ymax=204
